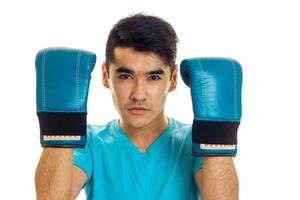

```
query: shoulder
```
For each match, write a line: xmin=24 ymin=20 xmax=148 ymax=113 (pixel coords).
xmin=86 ymin=119 xmax=119 ymax=143
xmin=170 ymin=118 xmax=191 ymax=130
xmin=168 ymin=117 xmax=192 ymax=141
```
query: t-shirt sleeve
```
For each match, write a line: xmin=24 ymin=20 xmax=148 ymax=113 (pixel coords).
xmin=193 ymin=156 xmax=204 ymax=175
xmin=73 ymin=125 xmax=93 ymax=180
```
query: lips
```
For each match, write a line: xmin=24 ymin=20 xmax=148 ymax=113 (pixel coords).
xmin=128 ymin=107 xmax=148 ymax=115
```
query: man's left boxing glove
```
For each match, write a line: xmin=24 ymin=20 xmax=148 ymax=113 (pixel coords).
xmin=180 ymin=58 xmax=242 ymax=156
xmin=35 ymin=47 xmax=96 ymax=148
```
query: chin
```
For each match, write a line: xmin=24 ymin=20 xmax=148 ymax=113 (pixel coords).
xmin=125 ymin=117 xmax=149 ymax=128
xmin=122 ymin=112 xmax=154 ymax=128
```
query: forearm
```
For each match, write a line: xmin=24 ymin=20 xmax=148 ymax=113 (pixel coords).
xmin=200 ymin=157 xmax=239 ymax=200
xmin=35 ymin=148 xmax=73 ymax=200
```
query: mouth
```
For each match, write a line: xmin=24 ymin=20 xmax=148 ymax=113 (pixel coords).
xmin=128 ymin=107 xmax=149 ymax=115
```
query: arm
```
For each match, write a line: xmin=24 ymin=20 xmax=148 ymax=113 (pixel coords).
xmin=35 ymin=148 xmax=88 ymax=200
xmin=35 ymin=148 xmax=73 ymax=200
xmin=194 ymin=157 xmax=239 ymax=200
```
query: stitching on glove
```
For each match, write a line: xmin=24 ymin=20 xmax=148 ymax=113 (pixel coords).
xmin=42 ymin=51 xmax=47 ymax=110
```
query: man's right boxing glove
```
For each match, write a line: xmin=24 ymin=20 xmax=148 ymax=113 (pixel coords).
xmin=180 ymin=58 xmax=243 ymax=156
xmin=35 ymin=47 xmax=96 ymax=148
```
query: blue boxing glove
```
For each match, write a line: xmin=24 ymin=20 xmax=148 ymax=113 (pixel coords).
xmin=180 ymin=58 xmax=242 ymax=156
xmin=35 ymin=47 xmax=96 ymax=147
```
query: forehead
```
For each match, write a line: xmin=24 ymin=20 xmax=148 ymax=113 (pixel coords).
xmin=111 ymin=47 xmax=170 ymax=73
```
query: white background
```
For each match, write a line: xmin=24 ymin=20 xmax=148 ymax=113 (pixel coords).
xmin=1 ymin=0 xmax=299 ymax=199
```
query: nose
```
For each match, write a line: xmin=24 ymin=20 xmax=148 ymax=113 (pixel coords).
xmin=130 ymin=78 xmax=146 ymax=102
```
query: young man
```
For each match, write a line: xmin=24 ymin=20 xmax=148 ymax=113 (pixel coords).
xmin=35 ymin=14 xmax=239 ymax=200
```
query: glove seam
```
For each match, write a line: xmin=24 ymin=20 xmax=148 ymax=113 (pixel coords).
xmin=76 ymin=51 xmax=81 ymax=111
xmin=42 ymin=51 xmax=47 ymax=110
xmin=199 ymin=60 xmax=206 ymax=117
xmin=231 ymin=59 xmax=238 ymax=119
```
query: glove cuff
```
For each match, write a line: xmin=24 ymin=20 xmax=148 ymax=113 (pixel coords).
xmin=37 ymin=112 xmax=86 ymax=148
xmin=192 ymin=119 xmax=239 ymax=156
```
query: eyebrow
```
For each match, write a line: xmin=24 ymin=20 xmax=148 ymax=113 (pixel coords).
xmin=115 ymin=67 xmax=133 ymax=74
xmin=115 ymin=66 xmax=165 ymax=75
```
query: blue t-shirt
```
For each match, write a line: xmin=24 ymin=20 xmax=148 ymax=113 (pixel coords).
xmin=73 ymin=117 xmax=204 ymax=199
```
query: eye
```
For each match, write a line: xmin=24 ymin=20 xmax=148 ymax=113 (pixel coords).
xmin=118 ymin=74 xmax=133 ymax=80
xmin=148 ymin=75 xmax=161 ymax=81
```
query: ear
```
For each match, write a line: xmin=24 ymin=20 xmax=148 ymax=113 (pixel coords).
xmin=102 ymin=62 xmax=110 ymax=89
xmin=169 ymin=65 xmax=178 ymax=92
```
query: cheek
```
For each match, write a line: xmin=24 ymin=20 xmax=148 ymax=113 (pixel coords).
xmin=150 ymin=86 xmax=164 ymax=97
xmin=110 ymin=80 xmax=130 ymax=104
xmin=148 ymin=81 xmax=170 ymax=101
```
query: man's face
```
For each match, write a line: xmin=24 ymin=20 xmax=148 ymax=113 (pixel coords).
xmin=102 ymin=47 xmax=177 ymax=129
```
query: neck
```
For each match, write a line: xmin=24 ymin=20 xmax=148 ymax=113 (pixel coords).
xmin=120 ymin=112 xmax=168 ymax=152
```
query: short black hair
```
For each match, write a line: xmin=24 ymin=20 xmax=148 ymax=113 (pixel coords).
xmin=105 ymin=13 xmax=178 ymax=75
